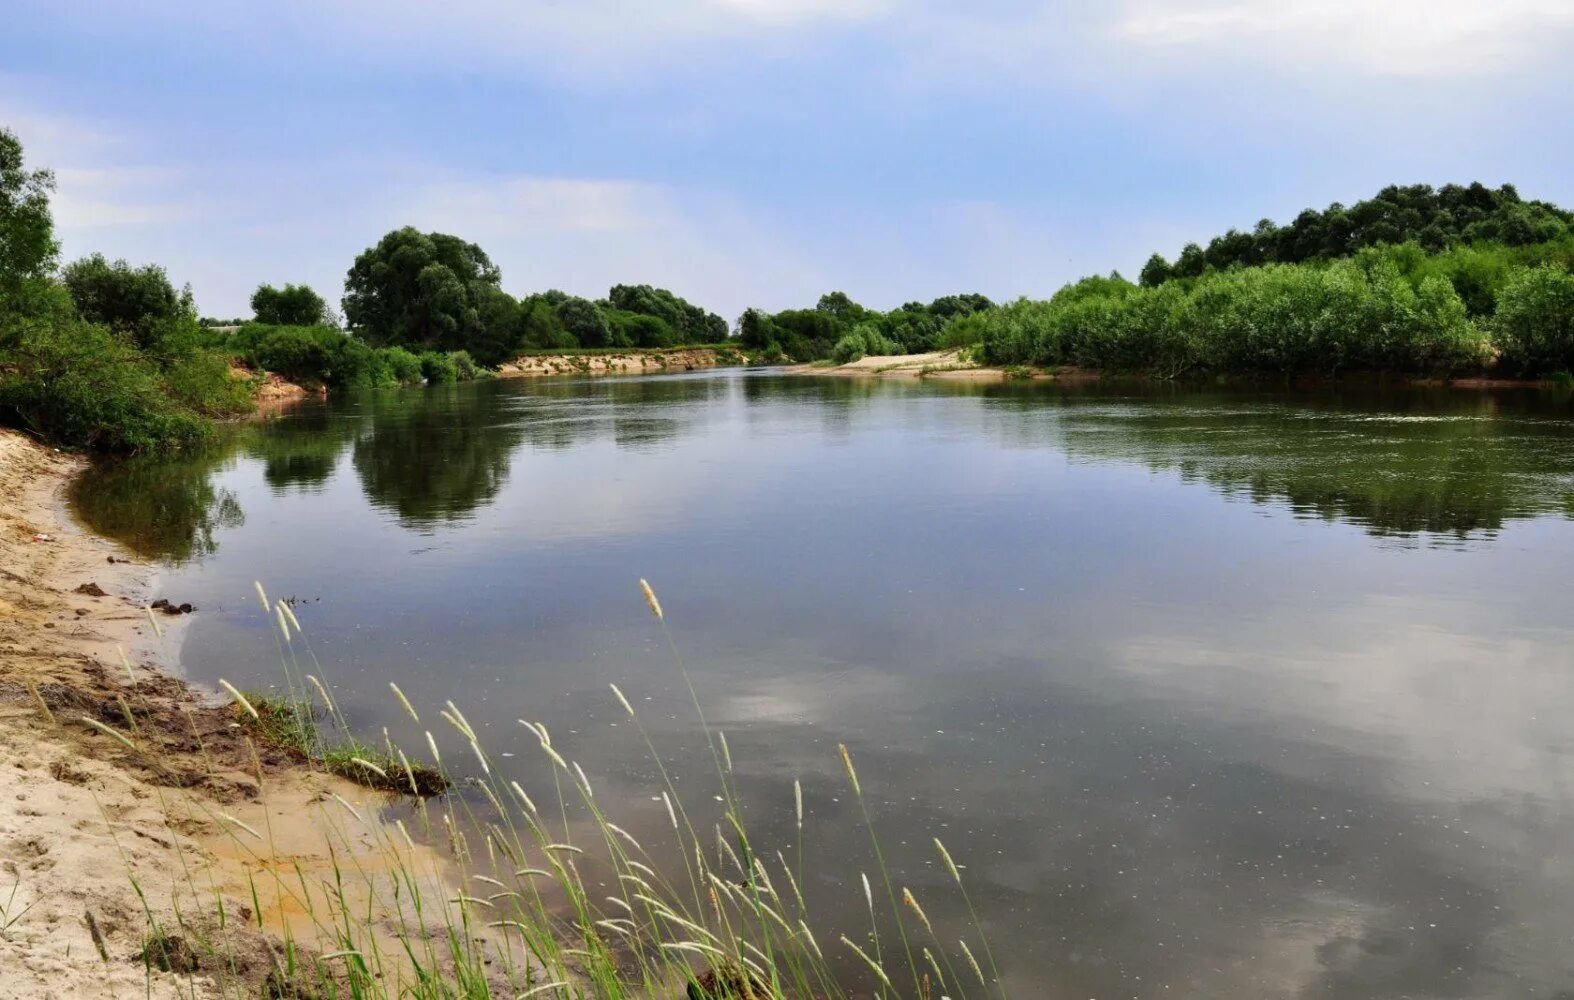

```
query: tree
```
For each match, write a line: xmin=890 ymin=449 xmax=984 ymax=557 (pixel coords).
xmin=607 ymin=283 xmax=727 ymax=343
xmin=61 ymin=253 xmax=191 ymax=346
xmin=0 ymin=128 xmax=57 ymax=290
xmin=815 ymin=291 xmax=866 ymax=321
xmin=1139 ymin=253 xmax=1172 ymax=287
xmin=342 ymin=227 xmax=503 ymax=359
xmin=251 ymin=283 xmax=330 ymax=326
xmin=552 ymin=294 xmax=611 ymax=347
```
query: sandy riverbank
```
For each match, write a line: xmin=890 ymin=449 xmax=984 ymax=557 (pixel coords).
xmin=0 ymin=431 xmax=471 ymax=998
xmin=784 ymin=349 xmax=1017 ymax=381
xmin=496 ymin=346 xmax=739 ymax=378
xmin=788 ymin=351 xmax=1561 ymax=388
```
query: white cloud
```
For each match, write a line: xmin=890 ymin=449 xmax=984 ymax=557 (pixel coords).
xmin=399 ymin=172 xmax=830 ymax=317
xmin=51 ymin=166 xmax=195 ymax=229
xmin=1110 ymin=0 xmax=1574 ymax=76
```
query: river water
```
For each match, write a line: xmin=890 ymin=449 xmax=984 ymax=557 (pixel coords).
xmin=73 ymin=370 xmax=1574 ymax=998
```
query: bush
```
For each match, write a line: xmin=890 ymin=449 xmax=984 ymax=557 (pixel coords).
xmin=0 ymin=300 xmax=210 ymax=451
xmin=448 ymin=350 xmax=482 ymax=380
xmin=830 ymin=325 xmax=901 ymax=364
xmin=419 ymin=350 xmax=458 ymax=384
xmin=1493 ymin=265 xmax=1574 ymax=374
xmin=381 ymin=346 xmax=425 ymax=385
xmin=978 ymin=258 xmax=1486 ymax=377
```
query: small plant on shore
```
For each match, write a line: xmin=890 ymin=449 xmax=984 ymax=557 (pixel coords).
xmin=0 ymin=872 xmax=35 ymax=937
xmin=102 ymin=576 xmax=1007 ymax=999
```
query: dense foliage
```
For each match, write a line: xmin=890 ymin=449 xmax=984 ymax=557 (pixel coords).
xmin=251 ymin=282 xmax=332 ymax=326
xmin=0 ymin=130 xmax=253 ymax=452
xmin=740 ymin=291 xmax=995 ymax=362
xmin=0 ymin=128 xmax=56 ymax=290
xmin=226 ymin=323 xmax=483 ymax=391
xmin=1140 ymin=183 xmax=1574 ymax=286
xmin=342 ymin=227 xmax=514 ymax=363
xmin=61 ymin=253 xmax=192 ymax=346
xmin=978 ymin=251 xmax=1490 ymax=376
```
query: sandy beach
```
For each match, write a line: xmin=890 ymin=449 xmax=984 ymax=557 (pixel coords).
xmin=0 ymin=431 xmax=462 ymax=998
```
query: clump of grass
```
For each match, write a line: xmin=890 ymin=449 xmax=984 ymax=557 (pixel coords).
xmin=140 ymin=931 xmax=202 ymax=973
xmin=136 ymin=578 xmax=1004 ymax=999
xmin=236 ymin=692 xmax=446 ymax=796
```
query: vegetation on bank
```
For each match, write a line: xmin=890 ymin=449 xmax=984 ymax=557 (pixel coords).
xmin=0 ymin=130 xmax=253 ymax=451
xmin=738 ymin=291 xmax=996 ymax=364
xmin=11 ymin=114 xmax=1574 ymax=452
xmin=85 ymin=577 xmax=1002 ymax=998
xmin=974 ymin=240 xmax=1574 ymax=377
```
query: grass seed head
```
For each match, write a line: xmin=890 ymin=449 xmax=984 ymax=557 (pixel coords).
xmin=638 ymin=578 xmax=663 ymax=621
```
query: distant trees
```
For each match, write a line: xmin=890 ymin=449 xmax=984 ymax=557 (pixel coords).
xmin=0 ymin=131 xmax=251 ymax=452
xmin=61 ymin=253 xmax=192 ymax=346
xmin=342 ymin=227 xmax=505 ymax=361
xmin=252 ymin=283 xmax=331 ymax=326
xmin=740 ymin=291 xmax=995 ymax=361
xmin=975 ymin=250 xmax=1498 ymax=377
xmin=1143 ymin=183 xmax=1574 ymax=284
xmin=606 ymin=283 xmax=727 ymax=345
xmin=339 ymin=227 xmax=730 ymax=361
xmin=1492 ymin=266 xmax=1574 ymax=375
xmin=0 ymin=127 xmax=57 ymax=290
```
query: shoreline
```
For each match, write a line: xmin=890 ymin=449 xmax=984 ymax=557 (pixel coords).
xmin=785 ymin=349 xmax=1562 ymax=388
xmin=495 ymin=346 xmax=740 ymax=378
xmin=0 ymin=431 xmax=468 ymax=998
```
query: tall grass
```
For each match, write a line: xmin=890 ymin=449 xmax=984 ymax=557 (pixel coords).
xmin=97 ymin=578 xmax=1003 ymax=999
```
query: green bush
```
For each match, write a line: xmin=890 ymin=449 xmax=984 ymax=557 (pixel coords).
xmin=447 ymin=350 xmax=483 ymax=381
xmin=419 ymin=350 xmax=458 ymax=384
xmin=978 ymin=257 xmax=1487 ymax=377
xmin=830 ymin=325 xmax=901 ymax=364
xmin=381 ymin=346 xmax=425 ymax=385
xmin=0 ymin=299 xmax=210 ymax=451
xmin=1493 ymin=266 xmax=1574 ymax=374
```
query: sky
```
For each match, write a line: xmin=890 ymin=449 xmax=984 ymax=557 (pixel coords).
xmin=4 ymin=0 xmax=1573 ymax=321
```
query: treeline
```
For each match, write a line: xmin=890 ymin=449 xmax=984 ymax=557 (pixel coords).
xmin=337 ymin=226 xmax=728 ymax=364
xmin=0 ymin=129 xmax=739 ymax=452
xmin=223 ymin=228 xmax=732 ymax=389
xmin=737 ymin=291 xmax=995 ymax=363
xmin=1138 ymin=183 xmax=1574 ymax=285
xmin=0 ymin=128 xmax=254 ymax=451
xmin=978 ymin=186 xmax=1574 ymax=377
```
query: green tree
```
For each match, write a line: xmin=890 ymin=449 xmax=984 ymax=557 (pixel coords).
xmin=251 ymin=282 xmax=330 ymax=326
xmin=0 ymin=128 xmax=56 ymax=290
xmin=1493 ymin=266 xmax=1574 ymax=374
xmin=1139 ymin=253 xmax=1172 ymax=287
xmin=61 ymin=253 xmax=192 ymax=347
xmin=551 ymin=294 xmax=612 ymax=347
xmin=517 ymin=295 xmax=577 ymax=349
xmin=342 ymin=227 xmax=504 ymax=359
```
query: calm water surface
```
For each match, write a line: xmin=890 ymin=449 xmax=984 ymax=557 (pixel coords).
xmin=74 ymin=372 xmax=1574 ymax=998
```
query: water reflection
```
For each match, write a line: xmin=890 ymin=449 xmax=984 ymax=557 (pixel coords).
xmin=69 ymin=446 xmax=243 ymax=562
xmin=67 ymin=371 xmax=1574 ymax=997
xmin=76 ymin=375 xmax=1574 ymax=560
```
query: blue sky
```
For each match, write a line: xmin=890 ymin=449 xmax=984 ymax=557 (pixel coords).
xmin=5 ymin=1 xmax=1573 ymax=320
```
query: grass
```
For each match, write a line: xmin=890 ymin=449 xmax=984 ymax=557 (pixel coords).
xmin=238 ymin=691 xmax=447 ymax=796
xmin=84 ymin=578 xmax=1003 ymax=999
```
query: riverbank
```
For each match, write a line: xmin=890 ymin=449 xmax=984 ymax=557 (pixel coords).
xmin=786 ymin=349 xmax=1024 ymax=381
xmin=0 ymin=431 xmax=468 ymax=998
xmin=496 ymin=346 xmax=742 ymax=378
xmin=788 ymin=349 xmax=1559 ymax=388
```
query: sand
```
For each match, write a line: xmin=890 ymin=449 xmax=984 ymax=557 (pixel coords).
xmin=785 ymin=349 xmax=1019 ymax=381
xmin=495 ymin=347 xmax=734 ymax=378
xmin=0 ymin=431 xmax=469 ymax=998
